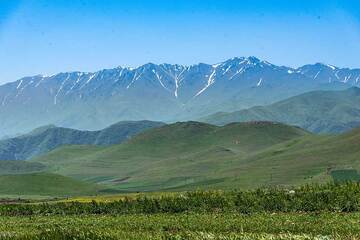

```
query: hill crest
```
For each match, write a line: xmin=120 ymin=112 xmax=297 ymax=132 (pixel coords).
xmin=202 ymin=87 xmax=360 ymax=133
xmin=0 ymin=120 xmax=165 ymax=160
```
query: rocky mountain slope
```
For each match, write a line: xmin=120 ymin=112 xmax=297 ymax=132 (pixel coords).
xmin=1 ymin=56 xmax=358 ymax=137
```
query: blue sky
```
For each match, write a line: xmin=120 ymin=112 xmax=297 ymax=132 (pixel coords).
xmin=0 ymin=0 xmax=359 ymax=84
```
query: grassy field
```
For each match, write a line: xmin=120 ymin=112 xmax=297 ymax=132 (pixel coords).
xmin=227 ymin=127 xmax=360 ymax=188
xmin=0 ymin=172 xmax=97 ymax=197
xmin=0 ymin=213 xmax=359 ymax=239
xmin=0 ymin=183 xmax=359 ymax=239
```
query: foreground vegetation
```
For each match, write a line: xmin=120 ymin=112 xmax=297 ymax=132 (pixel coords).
xmin=0 ymin=183 xmax=360 ymax=239
xmin=1 ymin=213 xmax=360 ymax=240
xmin=1 ymin=182 xmax=360 ymax=216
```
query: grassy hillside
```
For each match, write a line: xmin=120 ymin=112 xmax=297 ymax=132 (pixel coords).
xmin=217 ymin=127 xmax=360 ymax=188
xmin=0 ymin=172 xmax=98 ymax=197
xmin=0 ymin=160 xmax=45 ymax=175
xmin=0 ymin=120 xmax=164 ymax=160
xmin=33 ymin=121 xmax=309 ymax=191
xmin=202 ymin=87 xmax=360 ymax=133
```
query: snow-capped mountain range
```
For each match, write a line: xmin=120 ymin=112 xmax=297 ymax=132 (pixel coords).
xmin=1 ymin=56 xmax=359 ymax=137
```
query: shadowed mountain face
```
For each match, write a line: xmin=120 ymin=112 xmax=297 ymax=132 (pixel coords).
xmin=1 ymin=56 xmax=359 ymax=137
xmin=0 ymin=120 xmax=164 ymax=160
xmin=202 ymin=87 xmax=360 ymax=133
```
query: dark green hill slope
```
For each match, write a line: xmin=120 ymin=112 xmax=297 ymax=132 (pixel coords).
xmin=33 ymin=121 xmax=309 ymax=191
xmin=202 ymin=87 xmax=360 ymax=133
xmin=0 ymin=120 xmax=164 ymax=160
xmin=0 ymin=160 xmax=45 ymax=175
xmin=0 ymin=172 xmax=97 ymax=197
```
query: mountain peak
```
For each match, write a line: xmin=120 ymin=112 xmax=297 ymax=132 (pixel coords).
xmin=314 ymin=62 xmax=338 ymax=70
xmin=1 ymin=56 xmax=360 ymax=138
xmin=247 ymin=56 xmax=261 ymax=63
xmin=299 ymin=62 xmax=339 ymax=72
xmin=26 ymin=124 xmax=57 ymax=136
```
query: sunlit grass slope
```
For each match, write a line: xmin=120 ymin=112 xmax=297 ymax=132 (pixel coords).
xmin=222 ymin=126 xmax=360 ymax=188
xmin=33 ymin=121 xmax=309 ymax=191
xmin=0 ymin=172 xmax=97 ymax=197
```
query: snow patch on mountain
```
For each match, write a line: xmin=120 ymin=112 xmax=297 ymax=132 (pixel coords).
xmin=16 ymin=80 xmax=23 ymax=89
xmin=195 ymin=68 xmax=217 ymax=97
xmin=326 ymin=64 xmax=336 ymax=70
xmin=54 ymin=74 xmax=71 ymax=104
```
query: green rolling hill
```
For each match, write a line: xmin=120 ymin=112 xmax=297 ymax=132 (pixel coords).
xmin=0 ymin=172 xmax=97 ymax=197
xmin=2 ymin=120 xmax=360 ymax=195
xmin=32 ymin=121 xmax=310 ymax=191
xmin=224 ymin=126 xmax=360 ymax=188
xmin=0 ymin=120 xmax=164 ymax=160
xmin=0 ymin=160 xmax=45 ymax=175
xmin=201 ymin=87 xmax=360 ymax=133
xmin=0 ymin=160 xmax=98 ymax=197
